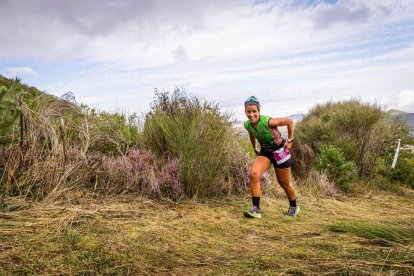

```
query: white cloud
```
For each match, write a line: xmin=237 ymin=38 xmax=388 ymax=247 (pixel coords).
xmin=382 ymin=90 xmax=414 ymax=112
xmin=5 ymin=66 xmax=38 ymax=77
xmin=1 ymin=0 xmax=414 ymax=64
xmin=1 ymin=0 xmax=414 ymax=116
xmin=373 ymin=45 xmax=414 ymax=61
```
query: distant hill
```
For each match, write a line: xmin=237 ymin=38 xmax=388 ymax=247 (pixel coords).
xmin=287 ymin=113 xmax=305 ymax=122
xmin=387 ymin=109 xmax=414 ymax=135
xmin=387 ymin=109 xmax=407 ymax=116
xmin=398 ymin=113 xmax=414 ymax=135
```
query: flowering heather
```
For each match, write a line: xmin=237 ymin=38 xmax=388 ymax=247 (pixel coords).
xmin=127 ymin=148 xmax=160 ymax=194
xmin=97 ymin=154 xmax=137 ymax=194
xmin=158 ymin=158 xmax=182 ymax=200
xmin=128 ymin=149 xmax=157 ymax=171
xmin=61 ymin=148 xmax=183 ymax=199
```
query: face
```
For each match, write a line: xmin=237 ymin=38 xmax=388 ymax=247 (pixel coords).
xmin=245 ymin=104 xmax=260 ymax=124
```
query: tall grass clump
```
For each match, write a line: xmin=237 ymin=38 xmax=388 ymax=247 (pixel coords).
xmin=0 ymin=91 xmax=91 ymax=200
xmin=0 ymin=80 xmax=144 ymax=200
xmin=329 ymin=220 xmax=414 ymax=245
xmin=143 ymin=88 xmax=250 ymax=197
xmin=296 ymin=99 xmax=406 ymax=179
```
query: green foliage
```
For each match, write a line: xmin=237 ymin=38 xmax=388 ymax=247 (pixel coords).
xmin=0 ymin=75 xmax=43 ymax=105
xmin=0 ymin=81 xmax=23 ymax=144
xmin=296 ymin=99 xmax=409 ymax=179
xmin=86 ymin=109 xmax=140 ymax=155
xmin=0 ymin=76 xmax=46 ymax=145
xmin=393 ymin=156 xmax=414 ymax=188
xmin=0 ymin=85 xmax=19 ymax=127
xmin=315 ymin=144 xmax=357 ymax=190
xmin=375 ymin=149 xmax=414 ymax=189
xmin=143 ymin=88 xmax=249 ymax=197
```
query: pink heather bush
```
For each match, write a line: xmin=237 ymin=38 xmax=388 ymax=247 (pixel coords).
xmin=127 ymin=148 xmax=160 ymax=194
xmin=97 ymin=154 xmax=138 ymax=194
xmin=89 ymin=148 xmax=182 ymax=199
xmin=158 ymin=158 xmax=183 ymax=200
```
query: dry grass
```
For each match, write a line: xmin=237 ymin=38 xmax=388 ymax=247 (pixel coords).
xmin=1 ymin=93 xmax=92 ymax=200
xmin=1 ymin=187 xmax=413 ymax=275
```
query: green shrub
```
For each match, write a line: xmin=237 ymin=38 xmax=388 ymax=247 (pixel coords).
xmin=296 ymin=99 xmax=408 ymax=179
xmin=375 ymin=149 xmax=414 ymax=189
xmin=392 ymin=157 xmax=414 ymax=188
xmin=0 ymin=80 xmax=24 ymax=144
xmin=315 ymin=144 xmax=357 ymax=190
xmin=86 ymin=109 xmax=140 ymax=155
xmin=143 ymin=88 xmax=250 ymax=197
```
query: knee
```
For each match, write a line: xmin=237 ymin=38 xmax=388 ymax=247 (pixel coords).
xmin=249 ymin=169 xmax=261 ymax=181
xmin=278 ymin=180 xmax=292 ymax=189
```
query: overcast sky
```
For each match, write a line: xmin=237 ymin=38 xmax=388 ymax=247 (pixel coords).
xmin=1 ymin=0 xmax=414 ymax=120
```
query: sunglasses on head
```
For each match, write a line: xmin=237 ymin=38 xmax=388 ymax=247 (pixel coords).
xmin=244 ymin=97 xmax=259 ymax=105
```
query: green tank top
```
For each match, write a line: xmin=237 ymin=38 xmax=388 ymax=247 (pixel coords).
xmin=244 ymin=115 xmax=283 ymax=152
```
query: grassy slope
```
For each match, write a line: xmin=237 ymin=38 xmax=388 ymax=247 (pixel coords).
xmin=1 ymin=187 xmax=413 ymax=275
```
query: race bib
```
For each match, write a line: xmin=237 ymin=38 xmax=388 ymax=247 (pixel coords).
xmin=273 ymin=148 xmax=291 ymax=165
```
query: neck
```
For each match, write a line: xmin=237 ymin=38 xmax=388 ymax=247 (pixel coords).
xmin=251 ymin=119 xmax=259 ymax=128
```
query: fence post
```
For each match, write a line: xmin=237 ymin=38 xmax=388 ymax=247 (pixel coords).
xmin=391 ymin=139 xmax=401 ymax=169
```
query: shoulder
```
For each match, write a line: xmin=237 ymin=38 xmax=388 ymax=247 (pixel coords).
xmin=244 ymin=120 xmax=250 ymax=129
xmin=260 ymin=115 xmax=272 ymax=126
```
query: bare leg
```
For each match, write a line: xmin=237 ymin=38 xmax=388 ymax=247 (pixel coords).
xmin=274 ymin=167 xmax=296 ymax=201
xmin=250 ymin=156 xmax=272 ymax=197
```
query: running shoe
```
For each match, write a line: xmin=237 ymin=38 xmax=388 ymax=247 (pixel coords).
xmin=244 ymin=206 xmax=262 ymax=218
xmin=287 ymin=206 xmax=300 ymax=217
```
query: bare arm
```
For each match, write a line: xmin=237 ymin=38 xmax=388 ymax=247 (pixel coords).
xmin=268 ymin=118 xmax=294 ymax=149
xmin=248 ymin=131 xmax=260 ymax=156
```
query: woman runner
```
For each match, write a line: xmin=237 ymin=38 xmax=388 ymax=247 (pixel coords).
xmin=243 ymin=96 xmax=300 ymax=218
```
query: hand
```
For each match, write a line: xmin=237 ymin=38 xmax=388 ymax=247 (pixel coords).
xmin=284 ymin=141 xmax=292 ymax=150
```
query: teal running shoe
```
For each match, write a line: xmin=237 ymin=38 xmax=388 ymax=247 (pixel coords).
xmin=244 ymin=206 xmax=262 ymax=218
xmin=287 ymin=206 xmax=300 ymax=217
